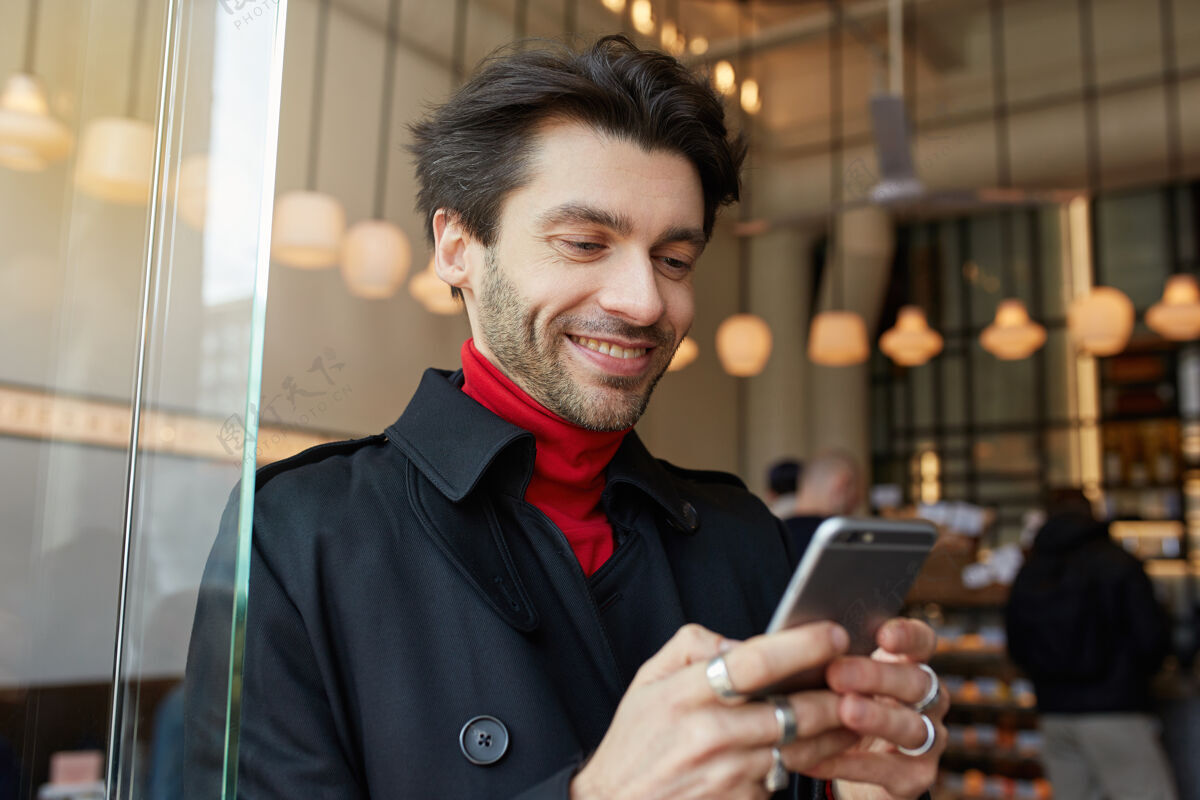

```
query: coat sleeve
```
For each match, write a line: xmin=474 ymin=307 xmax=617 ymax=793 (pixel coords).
xmin=185 ymin=487 xmax=366 ymax=800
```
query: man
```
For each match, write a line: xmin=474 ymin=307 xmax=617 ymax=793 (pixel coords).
xmin=1006 ymin=490 xmax=1176 ymax=800
xmin=783 ymin=450 xmax=862 ymax=555
xmin=765 ymin=459 xmax=802 ymax=519
xmin=186 ymin=36 xmax=947 ymax=799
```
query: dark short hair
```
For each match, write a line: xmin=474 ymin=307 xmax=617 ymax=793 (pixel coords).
xmin=1045 ymin=487 xmax=1094 ymax=519
xmin=767 ymin=459 xmax=802 ymax=496
xmin=409 ymin=34 xmax=745 ymax=262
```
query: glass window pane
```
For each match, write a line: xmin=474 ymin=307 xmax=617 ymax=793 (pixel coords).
xmin=1175 ymin=184 xmax=1195 ymax=267
xmin=967 ymin=215 xmax=1006 ymax=325
xmin=871 ymin=383 xmax=890 ymax=454
xmin=1002 ymin=2 xmax=1082 ymax=106
xmin=976 ymin=479 xmax=1042 ymax=505
xmin=1092 ymin=0 xmax=1163 ymax=88
xmin=971 ymin=339 xmax=1037 ymax=425
xmin=1039 ymin=206 xmax=1068 ymax=320
xmin=1044 ymin=328 xmax=1072 ymax=422
xmin=938 ymin=221 xmax=964 ymax=331
xmin=974 ymin=434 xmax=1039 ymax=475
xmin=1 ymin=0 xmax=283 ymax=793
xmin=1097 ymin=190 xmax=1169 ymax=311
xmin=892 ymin=380 xmax=909 ymax=432
xmin=911 ymin=362 xmax=936 ymax=430
xmin=941 ymin=355 xmax=967 ymax=428
xmin=1045 ymin=429 xmax=1078 ymax=486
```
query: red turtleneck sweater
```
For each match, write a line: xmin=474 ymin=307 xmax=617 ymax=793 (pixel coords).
xmin=460 ymin=339 xmax=628 ymax=576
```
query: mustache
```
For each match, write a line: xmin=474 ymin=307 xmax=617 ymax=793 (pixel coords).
xmin=557 ymin=316 xmax=676 ymax=348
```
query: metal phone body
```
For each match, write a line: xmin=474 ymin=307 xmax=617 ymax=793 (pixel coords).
xmin=760 ymin=516 xmax=937 ymax=693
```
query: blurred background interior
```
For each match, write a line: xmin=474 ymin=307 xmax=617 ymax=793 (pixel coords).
xmin=1 ymin=0 xmax=1199 ymax=797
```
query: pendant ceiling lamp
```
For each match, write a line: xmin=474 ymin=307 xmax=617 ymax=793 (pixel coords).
xmin=981 ymin=298 xmax=1046 ymax=360
xmin=409 ymin=258 xmax=461 ymax=315
xmin=809 ymin=309 xmax=869 ymax=366
xmin=1066 ymin=0 xmax=1133 ymax=356
xmin=667 ymin=336 xmax=698 ymax=372
xmin=866 ymin=0 xmax=941 ymax=368
xmin=75 ymin=0 xmax=154 ymax=203
xmin=979 ymin=0 xmax=1044 ymax=360
xmin=630 ymin=0 xmax=655 ymax=35
xmin=739 ymin=79 xmax=761 ymax=115
xmin=717 ymin=313 xmax=772 ymax=376
xmin=1068 ymin=286 xmax=1134 ymax=356
xmin=0 ymin=76 xmax=72 ymax=172
xmin=880 ymin=305 xmax=943 ymax=366
xmin=1145 ymin=0 xmax=1197 ymax=341
xmin=1147 ymin=274 xmax=1200 ymax=341
xmin=716 ymin=6 xmax=772 ymax=378
xmin=340 ymin=0 xmax=411 ymax=298
xmin=0 ymin=0 xmax=72 ymax=171
xmin=808 ymin=4 xmax=869 ymax=368
xmin=713 ymin=61 xmax=736 ymax=96
xmin=272 ymin=0 xmax=345 ymax=269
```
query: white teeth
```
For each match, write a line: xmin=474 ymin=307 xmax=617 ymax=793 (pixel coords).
xmin=570 ymin=335 xmax=647 ymax=359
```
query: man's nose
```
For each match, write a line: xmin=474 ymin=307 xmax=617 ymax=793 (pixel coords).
xmin=595 ymin=251 xmax=666 ymax=327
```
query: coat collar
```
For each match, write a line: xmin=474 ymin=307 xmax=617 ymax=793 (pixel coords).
xmin=386 ymin=368 xmax=697 ymax=533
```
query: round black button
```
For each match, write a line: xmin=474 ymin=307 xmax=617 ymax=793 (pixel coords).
xmin=459 ymin=715 xmax=510 ymax=766
xmin=679 ymin=501 xmax=700 ymax=532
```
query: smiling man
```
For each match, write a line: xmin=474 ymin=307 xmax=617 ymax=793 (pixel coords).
xmin=185 ymin=36 xmax=947 ymax=800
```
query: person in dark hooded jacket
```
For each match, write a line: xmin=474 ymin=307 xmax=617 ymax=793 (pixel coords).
xmin=1005 ymin=489 xmax=1176 ymax=800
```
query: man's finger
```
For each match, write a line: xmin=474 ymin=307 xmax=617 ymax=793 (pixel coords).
xmin=837 ymin=694 xmax=935 ymax=750
xmin=874 ymin=618 xmax=937 ymax=661
xmin=806 ymin=750 xmax=941 ymax=799
xmin=679 ymin=622 xmax=850 ymax=705
xmin=632 ymin=623 xmax=738 ymax=688
xmin=779 ymin=727 xmax=860 ymax=773
xmin=826 ymin=658 xmax=938 ymax=708
xmin=710 ymin=691 xmax=844 ymax=749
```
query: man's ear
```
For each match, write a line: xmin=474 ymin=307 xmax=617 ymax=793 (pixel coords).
xmin=432 ymin=209 xmax=475 ymax=292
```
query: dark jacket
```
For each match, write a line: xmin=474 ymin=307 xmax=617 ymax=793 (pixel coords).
xmin=185 ymin=368 xmax=825 ymax=799
xmin=1005 ymin=512 xmax=1170 ymax=714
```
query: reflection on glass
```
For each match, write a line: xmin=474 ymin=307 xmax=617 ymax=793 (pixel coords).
xmin=0 ymin=0 xmax=284 ymax=795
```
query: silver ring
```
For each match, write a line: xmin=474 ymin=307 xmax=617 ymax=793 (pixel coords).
xmin=764 ymin=747 xmax=788 ymax=792
xmin=897 ymin=713 xmax=936 ymax=757
xmin=705 ymin=655 xmax=743 ymax=705
xmin=913 ymin=663 xmax=940 ymax=713
xmin=769 ymin=695 xmax=798 ymax=746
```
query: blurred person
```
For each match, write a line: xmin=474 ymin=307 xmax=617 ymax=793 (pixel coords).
xmin=1005 ymin=489 xmax=1176 ymax=800
xmin=187 ymin=36 xmax=948 ymax=800
xmin=765 ymin=458 xmax=802 ymax=518
xmin=784 ymin=449 xmax=862 ymax=555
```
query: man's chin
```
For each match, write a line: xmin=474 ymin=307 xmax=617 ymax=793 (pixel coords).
xmin=557 ymin=385 xmax=650 ymax=432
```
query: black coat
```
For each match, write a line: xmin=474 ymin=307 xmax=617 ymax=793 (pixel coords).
xmin=186 ymin=368 xmax=826 ymax=799
xmin=1005 ymin=512 xmax=1170 ymax=714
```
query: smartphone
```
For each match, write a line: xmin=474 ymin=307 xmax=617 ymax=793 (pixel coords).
xmin=758 ymin=516 xmax=937 ymax=694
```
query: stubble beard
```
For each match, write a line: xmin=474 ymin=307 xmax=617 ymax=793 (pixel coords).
xmin=476 ymin=248 xmax=677 ymax=432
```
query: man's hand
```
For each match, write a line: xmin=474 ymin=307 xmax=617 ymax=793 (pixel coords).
xmin=570 ymin=622 xmax=860 ymax=800
xmin=809 ymin=619 xmax=949 ymax=800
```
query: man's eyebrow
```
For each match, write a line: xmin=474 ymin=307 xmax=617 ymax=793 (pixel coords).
xmin=536 ymin=203 xmax=633 ymax=236
xmin=537 ymin=204 xmax=707 ymax=250
xmin=655 ymin=225 xmax=708 ymax=251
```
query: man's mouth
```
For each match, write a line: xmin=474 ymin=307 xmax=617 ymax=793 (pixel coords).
xmin=568 ymin=334 xmax=649 ymax=360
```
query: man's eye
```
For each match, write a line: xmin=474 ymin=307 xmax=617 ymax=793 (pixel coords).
xmin=563 ymin=241 xmax=604 ymax=253
xmin=658 ymin=256 xmax=693 ymax=273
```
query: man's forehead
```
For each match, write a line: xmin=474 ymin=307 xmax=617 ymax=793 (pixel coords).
xmin=515 ymin=120 xmax=705 ymax=235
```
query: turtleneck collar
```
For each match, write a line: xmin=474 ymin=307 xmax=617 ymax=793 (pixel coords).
xmin=460 ymin=339 xmax=629 ymax=575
